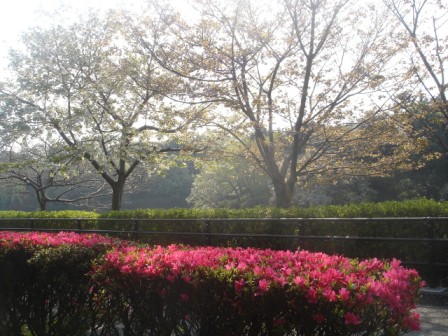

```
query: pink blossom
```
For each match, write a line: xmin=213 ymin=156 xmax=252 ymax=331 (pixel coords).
xmin=344 ymin=312 xmax=362 ymax=325
xmin=322 ymin=288 xmax=337 ymax=302
xmin=4 ymin=232 xmax=422 ymax=333
xmin=306 ymin=287 xmax=318 ymax=304
xmin=293 ymin=276 xmax=305 ymax=287
xmin=258 ymin=279 xmax=270 ymax=292
xmin=339 ymin=288 xmax=350 ymax=301
xmin=403 ymin=312 xmax=421 ymax=331
xmin=234 ymin=279 xmax=246 ymax=294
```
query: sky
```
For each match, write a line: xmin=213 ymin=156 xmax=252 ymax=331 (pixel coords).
xmin=0 ymin=0 xmax=147 ymax=72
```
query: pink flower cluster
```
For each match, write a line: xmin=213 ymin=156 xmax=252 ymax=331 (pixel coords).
xmin=0 ymin=232 xmax=423 ymax=333
xmin=0 ymin=231 xmax=116 ymax=248
xmin=103 ymin=245 xmax=424 ymax=331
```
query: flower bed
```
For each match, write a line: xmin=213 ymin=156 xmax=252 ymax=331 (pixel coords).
xmin=0 ymin=230 xmax=116 ymax=247
xmin=96 ymin=245 xmax=424 ymax=335
xmin=0 ymin=231 xmax=424 ymax=335
xmin=0 ymin=231 xmax=118 ymax=336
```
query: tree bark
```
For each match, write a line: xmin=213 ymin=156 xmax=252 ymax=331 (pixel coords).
xmin=37 ymin=189 xmax=47 ymax=211
xmin=273 ymin=181 xmax=294 ymax=208
xmin=38 ymin=200 xmax=47 ymax=211
xmin=111 ymin=180 xmax=125 ymax=211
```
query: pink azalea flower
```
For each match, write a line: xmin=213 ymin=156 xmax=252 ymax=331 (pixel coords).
xmin=344 ymin=312 xmax=362 ymax=325
xmin=403 ymin=312 xmax=421 ymax=331
xmin=322 ymin=288 xmax=337 ymax=302
xmin=258 ymin=279 xmax=270 ymax=292
xmin=306 ymin=287 xmax=318 ymax=304
xmin=339 ymin=287 xmax=350 ymax=301
xmin=234 ymin=279 xmax=246 ymax=294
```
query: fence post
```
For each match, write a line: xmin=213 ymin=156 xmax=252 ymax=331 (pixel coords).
xmin=204 ymin=219 xmax=212 ymax=245
xmin=132 ymin=219 xmax=139 ymax=240
xmin=29 ymin=219 xmax=34 ymax=229
xmin=76 ymin=220 xmax=82 ymax=232
xmin=425 ymin=218 xmax=437 ymax=288
xmin=296 ymin=220 xmax=304 ymax=250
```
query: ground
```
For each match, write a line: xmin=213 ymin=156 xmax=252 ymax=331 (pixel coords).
xmin=407 ymin=292 xmax=448 ymax=335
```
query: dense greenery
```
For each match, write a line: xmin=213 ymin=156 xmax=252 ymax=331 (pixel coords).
xmin=1 ymin=198 xmax=448 ymax=219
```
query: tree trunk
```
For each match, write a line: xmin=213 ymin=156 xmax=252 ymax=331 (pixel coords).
xmin=37 ymin=190 xmax=47 ymax=211
xmin=111 ymin=182 xmax=125 ymax=211
xmin=273 ymin=181 xmax=294 ymax=208
xmin=38 ymin=201 xmax=47 ymax=211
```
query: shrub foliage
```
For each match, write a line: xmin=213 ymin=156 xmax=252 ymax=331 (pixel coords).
xmin=1 ymin=198 xmax=448 ymax=220
xmin=0 ymin=232 xmax=117 ymax=336
xmin=0 ymin=232 xmax=423 ymax=335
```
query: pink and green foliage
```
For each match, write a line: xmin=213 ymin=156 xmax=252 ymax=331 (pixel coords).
xmin=0 ymin=231 xmax=424 ymax=335
xmin=0 ymin=231 xmax=119 ymax=336
xmin=96 ymin=245 xmax=424 ymax=335
xmin=0 ymin=230 xmax=116 ymax=248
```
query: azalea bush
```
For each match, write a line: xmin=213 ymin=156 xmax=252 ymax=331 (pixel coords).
xmin=0 ymin=231 xmax=118 ymax=336
xmin=0 ymin=231 xmax=425 ymax=335
xmin=95 ymin=245 xmax=424 ymax=336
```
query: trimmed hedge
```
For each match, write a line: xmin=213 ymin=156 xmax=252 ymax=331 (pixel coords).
xmin=1 ymin=198 xmax=448 ymax=220
xmin=97 ymin=198 xmax=448 ymax=218
xmin=95 ymin=245 xmax=424 ymax=336
xmin=0 ymin=232 xmax=423 ymax=336
xmin=0 ymin=232 xmax=119 ymax=336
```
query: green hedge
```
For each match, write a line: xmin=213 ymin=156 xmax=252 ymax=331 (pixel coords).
xmin=1 ymin=198 xmax=448 ymax=219
xmin=0 ymin=198 xmax=448 ymax=219
xmin=101 ymin=198 xmax=448 ymax=218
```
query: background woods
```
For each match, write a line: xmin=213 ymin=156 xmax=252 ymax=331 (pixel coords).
xmin=0 ymin=0 xmax=447 ymax=210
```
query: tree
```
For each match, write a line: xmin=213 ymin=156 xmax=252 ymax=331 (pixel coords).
xmin=0 ymin=141 xmax=108 ymax=211
xmin=187 ymin=139 xmax=271 ymax=208
xmin=138 ymin=0 xmax=414 ymax=207
xmin=384 ymin=0 xmax=448 ymax=155
xmin=0 ymin=185 xmax=34 ymax=210
xmin=0 ymin=10 xmax=204 ymax=210
xmin=129 ymin=164 xmax=195 ymax=209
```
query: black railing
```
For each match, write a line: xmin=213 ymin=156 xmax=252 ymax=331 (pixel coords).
xmin=1 ymin=217 xmax=447 ymax=286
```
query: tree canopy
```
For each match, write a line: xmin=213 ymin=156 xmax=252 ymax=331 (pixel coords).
xmin=135 ymin=0 xmax=423 ymax=207
xmin=384 ymin=0 xmax=448 ymax=155
xmin=1 ymin=10 xmax=204 ymax=210
xmin=0 ymin=0 xmax=445 ymax=209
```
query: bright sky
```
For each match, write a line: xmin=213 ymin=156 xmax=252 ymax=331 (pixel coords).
xmin=0 ymin=0 xmax=147 ymax=73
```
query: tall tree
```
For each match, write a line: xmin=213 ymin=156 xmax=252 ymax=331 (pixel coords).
xmin=384 ymin=0 xmax=448 ymax=155
xmin=139 ymin=0 xmax=414 ymax=207
xmin=0 ymin=10 xmax=204 ymax=210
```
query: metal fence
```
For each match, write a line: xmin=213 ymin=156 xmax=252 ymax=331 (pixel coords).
xmin=1 ymin=216 xmax=447 ymax=286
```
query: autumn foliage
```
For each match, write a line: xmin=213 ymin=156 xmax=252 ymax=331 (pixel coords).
xmin=0 ymin=231 xmax=423 ymax=335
